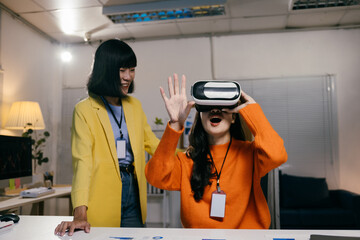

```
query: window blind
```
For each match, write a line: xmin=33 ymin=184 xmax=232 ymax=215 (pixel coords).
xmin=237 ymin=75 xmax=338 ymax=188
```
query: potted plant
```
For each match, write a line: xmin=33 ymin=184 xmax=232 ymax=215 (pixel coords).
xmin=153 ymin=117 xmax=164 ymax=138
xmin=22 ymin=123 xmax=50 ymax=174
xmin=154 ymin=117 xmax=164 ymax=126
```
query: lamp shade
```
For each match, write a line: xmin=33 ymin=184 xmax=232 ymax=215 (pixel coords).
xmin=4 ymin=101 xmax=45 ymax=130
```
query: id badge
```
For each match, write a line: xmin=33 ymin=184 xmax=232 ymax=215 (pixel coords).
xmin=210 ymin=190 xmax=226 ymax=218
xmin=116 ymin=139 xmax=126 ymax=159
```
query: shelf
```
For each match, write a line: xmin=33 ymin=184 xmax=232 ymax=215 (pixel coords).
xmin=148 ymin=193 xmax=165 ymax=198
xmin=147 ymin=188 xmax=169 ymax=228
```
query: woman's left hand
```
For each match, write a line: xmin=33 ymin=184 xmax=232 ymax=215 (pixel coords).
xmin=160 ymin=73 xmax=194 ymax=131
xmin=222 ymin=90 xmax=256 ymax=113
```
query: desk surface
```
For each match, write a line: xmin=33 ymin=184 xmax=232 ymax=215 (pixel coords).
xmin=0 ymin=186 xmax=71 ymax=212
xmin=0 ymin=215 xmax=359 ymax=240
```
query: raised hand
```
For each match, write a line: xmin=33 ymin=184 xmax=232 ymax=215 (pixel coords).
xmin=160 ymin=73 xmax=194 ymax=131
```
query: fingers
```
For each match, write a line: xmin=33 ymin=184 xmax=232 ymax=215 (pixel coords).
xmin=68 ymin=224 xmax=77 ymax=236
xmin=240 ymin=90 xmax=248 ymax=103
xmin=54 ymin=224 xmax=60 ymax=235
xmin=67 ymin=221 xmax=91 ymax=236
xmin=240 ymin=90 xmax=256 ymax=104
xmin=167 ymin=73 xmax=182 ymax=96
xmin=54 ymin=221 xmax=70 ymax=236
xmin=84 ymin=223 xmax=91 ymax=233
xmin=159 ymin=87 xmax=168 ymax=102
xmin=185 ymin=101 xmax=195 ymax=115
xmin=54 ymin=223 xmax=61 ymax=234
xmin=168 ymin=75 xmax=174 ymax=97
xmin=163 ymin=73 xmax=186 ymax=97
xmin=54 ymin=221 xmax=91 ymax=236
xmin=174 ymin=73 xmax=179 ymax=95
xmin=181 ymin=74 xmax=187 ymax=96
xmin=221 ymin=90 xmax=256 ymax=113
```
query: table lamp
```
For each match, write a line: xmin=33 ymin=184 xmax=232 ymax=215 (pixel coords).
xmin=4 ymin=101 xmax=45 ymax=130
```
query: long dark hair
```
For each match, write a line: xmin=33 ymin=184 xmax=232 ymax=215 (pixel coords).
xmin=186 ymin=112 xmax=246 ymax=201
xmin=87 ymin=39 xmax=136 ymax=97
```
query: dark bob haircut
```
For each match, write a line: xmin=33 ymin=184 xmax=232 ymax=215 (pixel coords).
xmin=87 ymin=39 xmax=136 ymax=97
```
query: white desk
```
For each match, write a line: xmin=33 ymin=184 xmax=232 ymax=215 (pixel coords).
xmin=0 ymin=186 xmax=72 ymax=215
xmin=0 ymin=215 xmax=359 ymax=240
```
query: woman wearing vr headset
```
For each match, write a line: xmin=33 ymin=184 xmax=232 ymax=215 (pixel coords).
xmin=55 ymin=39 xmax=159 ymax=236
xmin=146 ymin=74 xmax=287 ymax=228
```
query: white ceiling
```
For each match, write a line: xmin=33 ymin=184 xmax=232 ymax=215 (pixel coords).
xmin=1 ymin=0 xmax=360 ymax=44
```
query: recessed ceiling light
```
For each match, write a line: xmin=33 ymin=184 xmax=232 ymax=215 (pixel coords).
xmin=59 ymin=9 xmax=76 ymax=34
xmin=104 ymin=0 xmax=226 ymax=24
xmin=291 ymin=0 xmax=360 ymax=10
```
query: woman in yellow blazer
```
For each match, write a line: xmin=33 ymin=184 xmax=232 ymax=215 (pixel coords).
xmin=55 ymin=39 xmax=159 ymax=236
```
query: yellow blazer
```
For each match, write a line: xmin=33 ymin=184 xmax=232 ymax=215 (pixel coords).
xmin=71 ymin=93 xmax=159 ymax=227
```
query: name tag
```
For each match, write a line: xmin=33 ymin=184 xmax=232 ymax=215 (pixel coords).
xmin=210 ymin=190 xmax=226 ymax=218
xmin=116 ymin=139 xmax=126 ymax=159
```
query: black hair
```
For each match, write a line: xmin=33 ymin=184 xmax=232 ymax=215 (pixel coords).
xmin=87 ymin=39 xmax=136 ymax=97
xmin=186 ymin=112 xmax=245 ymax=201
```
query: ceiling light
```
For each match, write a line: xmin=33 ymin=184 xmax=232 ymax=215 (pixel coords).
xmin=291 ymin=0 xmax=360 ymax=10
xmin=103 ymin=0 xmax=226 ymax=24
xmin=61 ymin=51 xmax=72 ymax=62
xmin=84 ymin=32 xmax=91 ymax=42
xmin=59 ymin=9 xmax=76 ymax=34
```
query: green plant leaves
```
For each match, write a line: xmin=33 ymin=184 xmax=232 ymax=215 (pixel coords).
xmin=21 ymin=127 xmax=50 ymax=166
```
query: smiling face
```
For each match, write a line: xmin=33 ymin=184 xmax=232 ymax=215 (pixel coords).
xmin=200 ymin=108 xmax=235 ymax=145
xmin=119 ymin=67 xmax=135 ymax=95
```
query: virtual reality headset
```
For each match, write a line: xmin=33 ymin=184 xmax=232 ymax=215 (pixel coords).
xmin=191 ymin=81 xmax=241 ymax=112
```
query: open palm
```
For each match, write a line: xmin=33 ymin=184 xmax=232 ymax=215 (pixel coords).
xmin=160 ymin=74 xmax=194 ymax=130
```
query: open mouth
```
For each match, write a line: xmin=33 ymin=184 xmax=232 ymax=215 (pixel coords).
xmin=210 ymin=117 xmax=221 ymax=123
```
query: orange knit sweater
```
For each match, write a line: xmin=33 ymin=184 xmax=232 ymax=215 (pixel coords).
xmin=145 ymin=104 xmax=287 ymax=228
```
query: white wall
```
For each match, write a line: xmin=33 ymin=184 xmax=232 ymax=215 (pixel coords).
xmin=0 ymin=10 xmax=62 ymax=186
